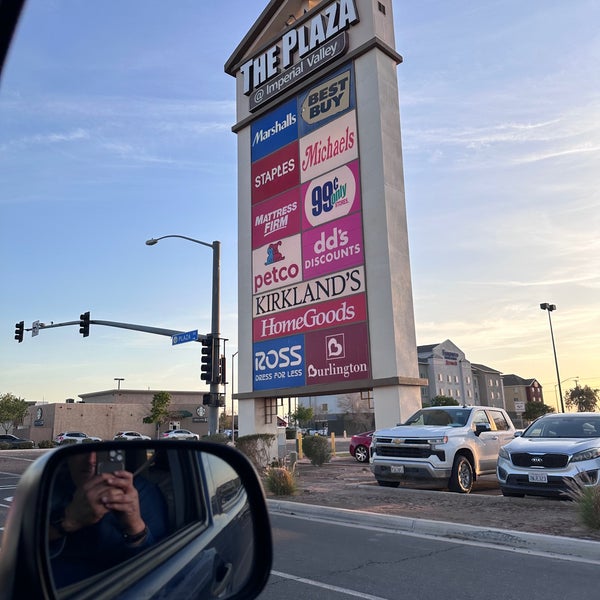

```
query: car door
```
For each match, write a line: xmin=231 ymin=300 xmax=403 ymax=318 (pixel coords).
xmin=470 ymin=410 xmax=500 ymax=472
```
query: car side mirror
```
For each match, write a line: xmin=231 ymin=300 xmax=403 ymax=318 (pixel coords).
xmin=474 ymin=423 xmax=491 ymax=436
xmin=514 ymin=430 xmax=523 ymax=438
xmin=0 ymin=441 xmax=272 ymax=599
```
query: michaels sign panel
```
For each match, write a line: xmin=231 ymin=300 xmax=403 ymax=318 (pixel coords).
xmin=240 ymin=0 xmax=359 ymax=111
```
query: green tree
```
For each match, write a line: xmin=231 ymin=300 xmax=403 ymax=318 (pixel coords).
xmin=291 ymin=405 xmax=313 ymax=428
xmin=430 ymin=395 xmax=459 ymax=407
xmin=524 ymin=401 xmax=555 ymax=421
xmin=143 ymin=391 xmax=171 ymax=437
xmin=565 ymin=385 xmax=599 ymax=413
xmin=0 ymin=393 xmax=29 ymax=434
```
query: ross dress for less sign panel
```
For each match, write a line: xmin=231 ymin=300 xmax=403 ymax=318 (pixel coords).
xmin=250 ymin=62 xmax=371 ymax=392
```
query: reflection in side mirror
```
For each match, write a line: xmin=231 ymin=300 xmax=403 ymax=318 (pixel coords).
xmin=0 ymin=441 xmax=272 ymax=599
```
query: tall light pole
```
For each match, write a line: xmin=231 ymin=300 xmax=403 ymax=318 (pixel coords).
xmin=114 ymin=377 xmax=124 ymax=390
xmin=146 ymin=234 xmax=221 ymax=434
xmin=540 ymin=302 xmax=564 ymax=413
xmin=231 ymin=350 xmax=238 ymax=440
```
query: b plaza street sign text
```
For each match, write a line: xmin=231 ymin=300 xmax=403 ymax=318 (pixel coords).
xmin=172 ymin=330 xmax=199 ymax=346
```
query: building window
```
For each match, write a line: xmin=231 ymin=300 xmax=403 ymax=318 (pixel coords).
xmin=456 ymin=390 xmax=461 ymax=398
xmin=448 ymin=389 xmax=453 ymax=397
xmin=468 ymin=390 xmax=473 ymax=398
xmin=454 ymin=375 xmax=459 ymax=383
xmin=466 ymin=376 xmax=471 ymax=384
xmin=438 ymin=373 xmax=443 ymax=382
xmin=447 ymin=375 xmax=452 ymax=383
xmin=320 ymin=403 xmax=328 ymax=413
xmin=439 ymin=388 xmax=444 ymax=396
xmin=264 ymin=398 xmax=277 ymax=424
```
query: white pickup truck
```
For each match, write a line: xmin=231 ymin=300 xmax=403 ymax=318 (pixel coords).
xmin=370 ymin=405 xmax=516 ymax=493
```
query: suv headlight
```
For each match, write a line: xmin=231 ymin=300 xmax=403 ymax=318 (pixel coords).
xmin=571 ymin=448 xmax=600 ymax=463
xmin=498 ymin=446 xmax=510 ymax=460
xmin=427 ymin=436 xmax=448 ymax=446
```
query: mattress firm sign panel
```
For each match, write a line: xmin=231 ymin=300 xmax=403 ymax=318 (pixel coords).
xmin=250 ymin=63 xmax=371 ymax=392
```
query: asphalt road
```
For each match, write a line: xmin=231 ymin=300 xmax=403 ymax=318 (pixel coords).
xmin=262 ymin=511 xmax=599 ymax=600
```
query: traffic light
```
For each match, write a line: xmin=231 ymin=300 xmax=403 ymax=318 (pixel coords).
xmin=14 ymin=321 xmax=24 ymax=343
xmin=79 ymin=312 xmax=90 ymax=337
xmin=218 ymin=355 xmax=226 ymax=385
xmin=200 ymin=334 xmax=215 ymax=382
xmin=202 ymin=393 xmax=211 ymax=405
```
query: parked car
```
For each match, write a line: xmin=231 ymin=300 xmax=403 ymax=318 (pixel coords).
xmin=54 ymin=431 xmax=102 ymax=445
xmin=497 ymin=412 xmax=600 ymax=498
xmin=0 ymin=434 xmax=34 ymax=448
xmin=114 ymin=431 xmax=151 ymax=441
xmin=349 ymin=431 xmax=374 ymax=463
xmin=161 ymin=429 xmax=200 ymax=441
xmin=370 ymin=406 xmax=516 ymax=493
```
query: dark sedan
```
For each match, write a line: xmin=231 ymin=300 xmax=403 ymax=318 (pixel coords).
xmin=349 ymin=431 xmax=374 ymax=463
xmin=0 ymin=434 xmax=34 ymax=449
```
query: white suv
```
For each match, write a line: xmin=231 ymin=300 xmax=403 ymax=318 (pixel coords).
xmin=54 ymin=431 xmax=102 ymax=444
xmin=114 ymin=431 xmax=151 ymax=441
xmin=370 ymin=406 xmax=515 ymax=493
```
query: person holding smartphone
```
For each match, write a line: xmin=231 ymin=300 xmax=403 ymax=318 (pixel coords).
xmin=49 ymin=450 xmax=168 ymax=588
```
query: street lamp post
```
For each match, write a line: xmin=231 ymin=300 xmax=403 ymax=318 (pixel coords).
xmin=231 ymin=351 xmax=238 ymax=440
xmin=146 ymin=235 xmax=221 ymax=434
xmin=540 ymin=302 xmax=564 ymax=413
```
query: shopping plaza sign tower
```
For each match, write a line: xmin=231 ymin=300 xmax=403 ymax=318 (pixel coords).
xmin=225 ymin=0 xmax=425 ymax=435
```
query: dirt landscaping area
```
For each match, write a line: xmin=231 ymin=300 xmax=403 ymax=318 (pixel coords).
xmin=264 ymin=456 xmax=600 ymax=543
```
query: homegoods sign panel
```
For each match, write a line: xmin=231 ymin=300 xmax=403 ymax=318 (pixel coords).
xmin=250 ymin=59 xmax=370 ymax=392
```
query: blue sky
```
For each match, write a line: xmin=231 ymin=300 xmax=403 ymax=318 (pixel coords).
xmin=1 ymin=0 xmax=598 ymax=412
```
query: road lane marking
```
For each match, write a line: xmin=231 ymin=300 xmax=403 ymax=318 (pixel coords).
xmin=271 ymin=570 xmax=390 ymax=599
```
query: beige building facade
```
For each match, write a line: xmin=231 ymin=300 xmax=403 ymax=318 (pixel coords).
xmin=20 ymin=390 xmax=210 ymax=445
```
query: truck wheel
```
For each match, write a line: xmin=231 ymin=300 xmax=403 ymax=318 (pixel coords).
xmin=354 ymin=444 xmax=369 ymax=463
xmin=377 ymin=480 xmax=400 ymax=488
xmin=449 ymin=455 xmax=473 ymax=493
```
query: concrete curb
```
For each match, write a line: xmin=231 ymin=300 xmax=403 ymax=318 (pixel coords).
xmin=267 ymin=499 xmax=600 ymax=564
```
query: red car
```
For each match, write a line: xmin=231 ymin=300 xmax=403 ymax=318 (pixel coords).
xmin=349 ymin=431 xmax=374 ymax=463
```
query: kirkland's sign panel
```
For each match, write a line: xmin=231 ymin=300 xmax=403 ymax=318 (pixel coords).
xmin=253 ymin=265 xmax=366 ymax=318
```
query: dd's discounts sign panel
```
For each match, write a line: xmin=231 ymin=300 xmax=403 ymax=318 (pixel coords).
xmin=251 ymin=64 xmax=371 ymax=392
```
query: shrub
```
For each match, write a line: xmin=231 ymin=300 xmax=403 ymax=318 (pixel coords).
xmin=201 ymin=433 xmax=230 ymax=444
xmin=235 ymin=433 xmax=276 ymax=472
xmin=37 ymin=440 xmax=55 ymax=449
xmin=0 ymin=441 xmax=35 ymax=450
xmin=302 ymin=435 xmax=331 ymax=466
xmin=566 ymin=478 xmax=600 ymax=530
xmin=265 ymin=467 xmax=297 ymax=496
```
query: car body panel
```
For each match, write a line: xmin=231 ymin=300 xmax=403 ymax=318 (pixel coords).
xmin=349 ymin=431 xmax=373 ymax=462
xmin=114 ymin=431 xmax=151 ymax=441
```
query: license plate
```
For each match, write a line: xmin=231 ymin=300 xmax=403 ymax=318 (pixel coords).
xmin=391 ymin=465 xmax=404 ymax=474
xmin=528 ymin=472 xmax=548 ymax=483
